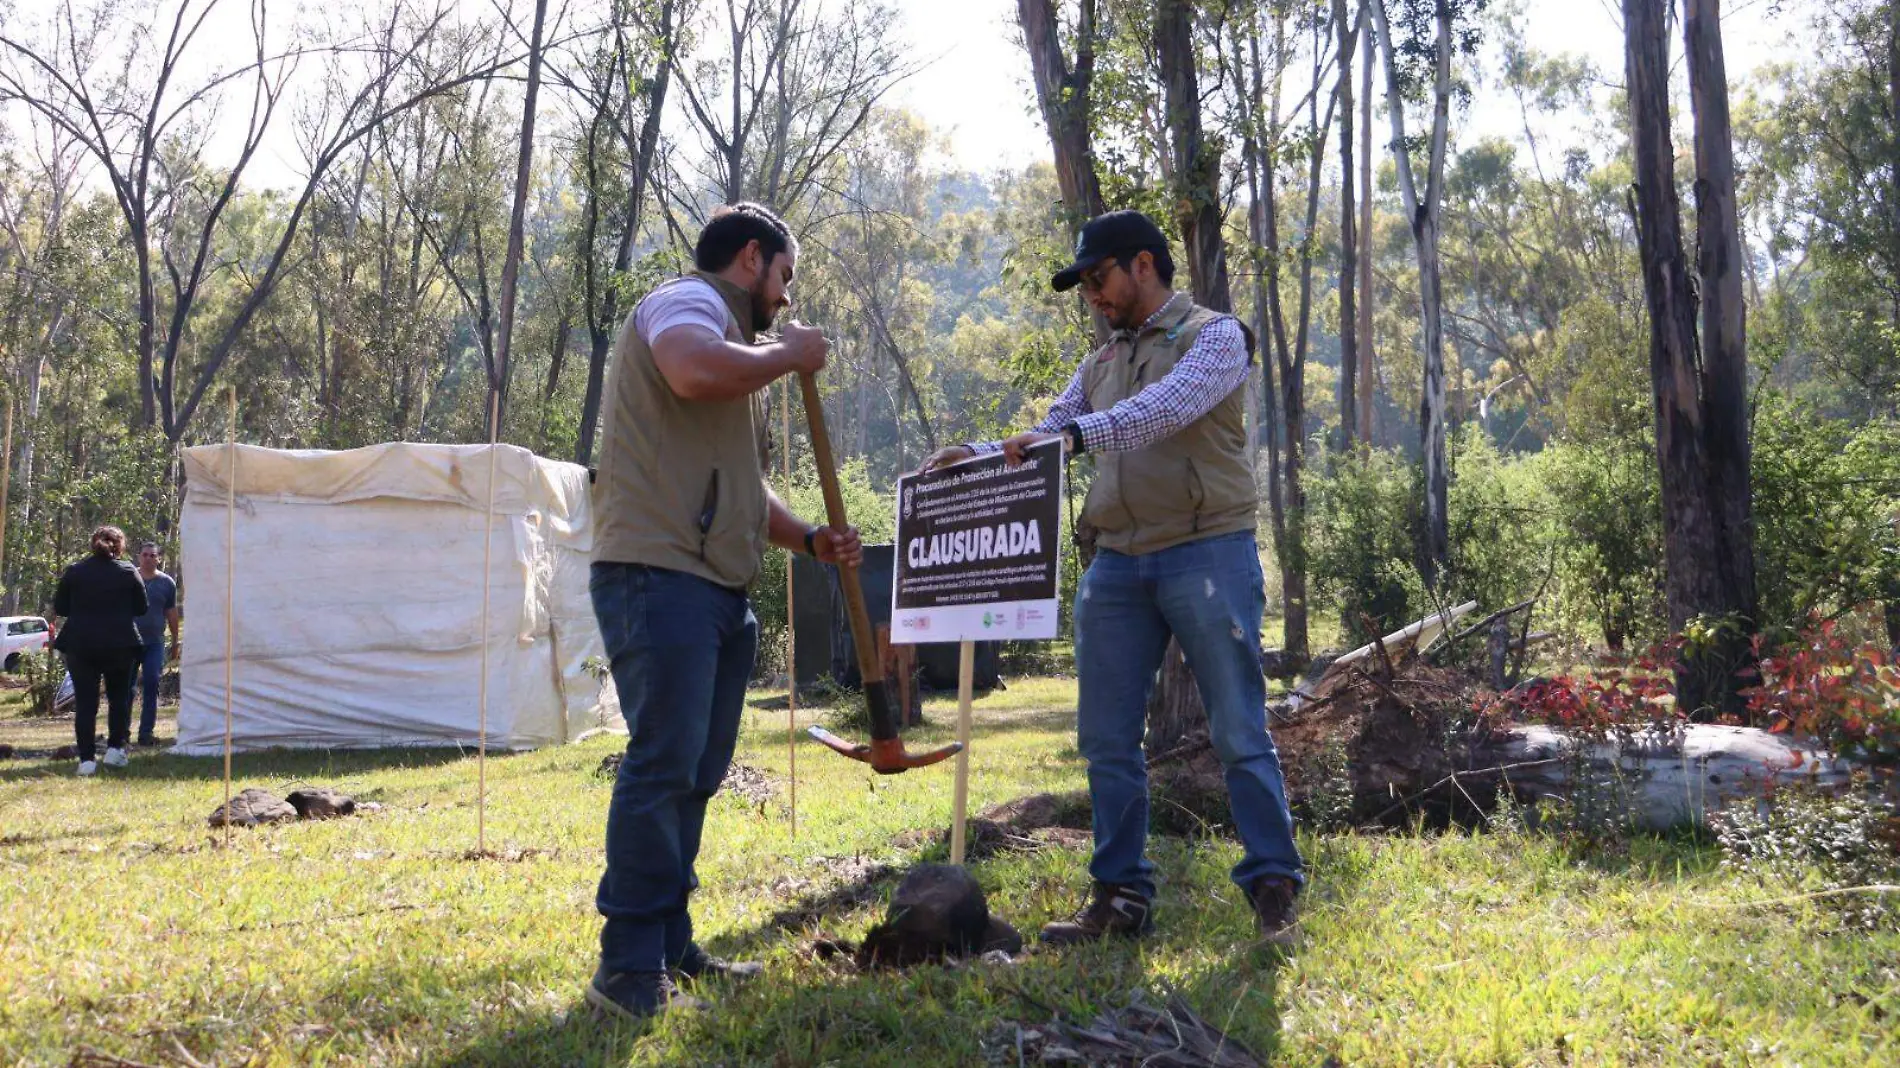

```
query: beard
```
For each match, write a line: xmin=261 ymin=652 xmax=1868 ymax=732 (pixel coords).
xmin=749 ymin=281 xmax=779 ymax=332
xmin=1101 ymin=300 xmax=1139 ymax=331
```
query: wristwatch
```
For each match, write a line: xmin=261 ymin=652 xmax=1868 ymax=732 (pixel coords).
xmin=804 ymin=526 xmax=820 ymax=556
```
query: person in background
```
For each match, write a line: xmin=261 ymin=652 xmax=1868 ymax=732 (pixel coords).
xmin=51 ymin=525 xmax=148 ymax=776
xmin=130 ymin=542 xmax=180 ymax=746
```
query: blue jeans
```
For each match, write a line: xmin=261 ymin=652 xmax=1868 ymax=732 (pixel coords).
xmin=131 ymin=640 xmax=165 ymax=739
xmin=590 ymin=563 xmax=757 ymax=976
xmin=1073 ymin=531 xmax=1303 ymax=899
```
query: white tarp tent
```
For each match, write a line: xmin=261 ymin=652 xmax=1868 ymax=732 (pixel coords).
xmin=173 ymin=442 xmax=621 ymax=753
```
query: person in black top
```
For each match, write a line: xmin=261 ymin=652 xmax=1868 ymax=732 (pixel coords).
xmin=52 ymin=525 xmax=149 ymax=775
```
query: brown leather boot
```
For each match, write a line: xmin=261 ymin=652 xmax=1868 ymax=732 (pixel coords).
xmin=1249 ymin=876 xmax=1300 ymax=947
xmin=1038 ymin=882 xmax=1155 ymax=946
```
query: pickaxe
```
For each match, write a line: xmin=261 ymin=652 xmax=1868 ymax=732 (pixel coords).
xmin=797 ymin=371 xmax=961 ymax=774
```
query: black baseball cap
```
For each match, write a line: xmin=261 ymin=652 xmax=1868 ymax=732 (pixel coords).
xmin=1051 ymin=210 xmax=1171 ymax=292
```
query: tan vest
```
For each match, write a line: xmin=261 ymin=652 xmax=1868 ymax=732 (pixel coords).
xmin=592 ymin=272 xmax=772 ymax=589
xmin=1080 ymin=299 xmax=1258 ymax=555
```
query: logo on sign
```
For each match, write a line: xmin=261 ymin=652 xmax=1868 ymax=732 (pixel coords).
xmin=902 ymin=485 xmax=914 ymax=520
xmin=901 ymin=616 xmax=931 ymax=631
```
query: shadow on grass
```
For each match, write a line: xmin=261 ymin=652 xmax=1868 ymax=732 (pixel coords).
xmin=442 ymin=810 xmax=1370 ymax=1065
xmin=431 ymin=1011 xmax=649 ymax=1068
xmin=0 ymin=822 xmax=130 ymax=849
xmin=0 ymin=745 xmax=514 ymax=786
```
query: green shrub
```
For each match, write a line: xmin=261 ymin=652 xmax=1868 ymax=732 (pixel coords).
xmin=1307 ymin=447 xmax=1421 ymax=645
xmin=18 ymin=649 xmax=64 ymax=716
xmin=1712 ymin=780 xmax=1900 ymax=930
xmin=1752 ymin=398 xmax=1900 ymax=643
xmin=1535 ymin=437 xmax=1666 ymax=651
xmin=1308 ymin=433 xmax=1556 ymax=648
xmin=1445 ymin=425 xmax=1557 ymax=617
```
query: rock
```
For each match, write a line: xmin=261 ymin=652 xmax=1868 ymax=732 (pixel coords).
xmin=856 ymin=863 xmax=991 ymax=968
xmin=981 ymin=914 xmax=1024 ymax=955
xmin=52 ymin=745 xmax=76 ymax=761
xmin=208 ymin=788 xmax=298 ymax=828
xmin=286 ymin=788 xmax=356 ymax=820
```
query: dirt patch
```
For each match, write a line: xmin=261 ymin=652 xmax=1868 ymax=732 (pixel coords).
xmin=1269 ymin=660 xmax=1481 ymax=824
xmin=762 ymin=853 xmax=902 ymax=933
xmin=593 ymin=755 xmax=781 ymax=808
xmin=1137 ymin=656 xmax=1486 ymax=831
xmin=723 ymin=762 xmax=778 ymax=807
xmin=891 ymin=792 xmax=1094 ymax=861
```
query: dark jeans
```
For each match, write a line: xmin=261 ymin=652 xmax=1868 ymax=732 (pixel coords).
xmin=590 ymin=562 xmax=757 ymax=976
xmin=66 ymin=647 xmax=136 ymax=762
xmin=1073 ymin=531 xmax=1304 ymax=899
xmin=130 ymin=639 xmax=165 ymax=739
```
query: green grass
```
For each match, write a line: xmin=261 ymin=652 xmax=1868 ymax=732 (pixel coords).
xmin=1 ymin=677 xmax=1896 ymax=1066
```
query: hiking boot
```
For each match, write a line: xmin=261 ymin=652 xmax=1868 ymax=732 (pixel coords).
xmin=102 ymin=747 xmax=129 ymax=768
xmin=1249 ymin=876 xmax=1299 ymax=947
xmin=674 ymin=944 xmax=763 ymax=984
xmin=76 ymin=760 xmax=97 ymax=777
xmin=585 ymin=969 xmax=709 ymax=1023
xmin=136 ymin=734 xmax=158 ymax=748
xmin=1038 ymin=882 xmax=1154 ymax=946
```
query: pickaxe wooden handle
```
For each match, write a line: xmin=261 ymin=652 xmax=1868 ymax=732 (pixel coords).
xmin=796 ymin=370 xmax=960 ymax=774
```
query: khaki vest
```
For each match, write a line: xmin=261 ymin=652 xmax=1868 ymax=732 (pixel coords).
xmin=592 ymin=271 xmax=772 ymax=588
xmin=1080 ymin=299 xmax=1258 ymax=555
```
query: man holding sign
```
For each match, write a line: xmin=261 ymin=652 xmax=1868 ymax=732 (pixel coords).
xmin=924 ymin=209 xmax=1304 ymax=947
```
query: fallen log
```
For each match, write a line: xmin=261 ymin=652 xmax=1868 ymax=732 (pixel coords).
xmin=1466 ymin=723 xmax=1880 ymax=831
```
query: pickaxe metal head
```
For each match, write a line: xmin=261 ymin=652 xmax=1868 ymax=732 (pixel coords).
xmin=807 ymin=726 xmax=962 ymax=774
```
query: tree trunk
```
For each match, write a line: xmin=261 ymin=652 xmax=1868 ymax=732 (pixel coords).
xmin=1238 ymin=26 xmax=1287 ymax=593
xmin=1335 ymin=0 xmax=1358 ymax=453
xmin=1466 ymin=724 xmax=1867 ymax=833
xmin=0 ymin=396 xmax=12 ymax=605
xmin=1417 ymin=1 xmax=1452 ymax=588
xmin=1682 ymin=0 xmax=1759 ymax=715
xmin=1247 ymin=13 xmax=1308 ymax=663
xmin=1371 ymin=0 xmax=1451 ymax=586
xmin=1157 ymin=0 xmax=1231 ymax=313
xmin=1889 ymin=0 xmax=1900 ymax=279
xmin=1017 ymin=0 xmax=1108 ymax=570
xmin=1149 ymin=0 xmax=1239 ymax=756
xmin=578 ymin=4 xmax=674 ymax=468
xmin=1356 ymin=3 xmax=1375 ymax=444
xmin=1282 ymin=36 xmax=1338 ymax=665
xmin=491 ymin=0 xmax=551 ymax=440
xmin=1625 ymin=0 xmax=1756 ymax=720
xmin=1018 ymin=0 xmax=1106 ymax=239
xmin=1231 ymin=24 xmax=1292 ymax=573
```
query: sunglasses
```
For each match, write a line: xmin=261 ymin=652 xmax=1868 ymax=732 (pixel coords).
xmin=1079 ymin=258 xmax=1122 ymax=294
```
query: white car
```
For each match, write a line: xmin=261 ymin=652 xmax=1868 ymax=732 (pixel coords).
xmin=2 ymin=615 xmax=54 ymax=672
